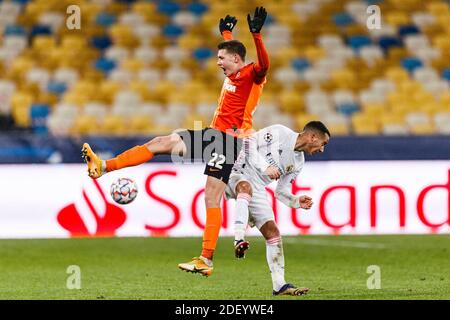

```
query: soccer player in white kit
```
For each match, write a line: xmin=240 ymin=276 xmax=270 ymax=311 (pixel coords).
xmin=225 ymin=121 xmax=330 ymax=296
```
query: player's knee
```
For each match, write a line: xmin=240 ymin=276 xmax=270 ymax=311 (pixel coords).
xmin=260 ymin=221 xmax=280 ymax=240
xmin=145 ymin=135 xmax=178 ymax=154
xmin=236 ymin=181 xmax=252 ymax=197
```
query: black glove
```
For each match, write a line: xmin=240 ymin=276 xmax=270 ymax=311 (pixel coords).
xmin=247 ymin=6 xmax=267 ymax=33
xmin=219 ymin=15 xmax=237 ymax=34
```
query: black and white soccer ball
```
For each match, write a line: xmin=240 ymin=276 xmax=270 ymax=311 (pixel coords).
xmin=110 ymin=177 xmax=138 ymax=205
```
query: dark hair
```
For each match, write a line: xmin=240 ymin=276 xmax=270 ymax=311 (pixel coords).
xmin=304 ymin=121 xmax=331 ymax=137
xmin=218 ymin=40 xmax=246 ymax=61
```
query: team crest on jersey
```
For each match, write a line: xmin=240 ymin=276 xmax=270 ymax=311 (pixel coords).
xmin=286 ymin=165 xmax=294 ymax=173
xmin=264 ymin=132 xmax=273 ymax=142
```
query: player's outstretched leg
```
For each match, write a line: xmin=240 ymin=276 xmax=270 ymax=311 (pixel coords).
xmin=82 ymin=133 xmax=185 ymax=179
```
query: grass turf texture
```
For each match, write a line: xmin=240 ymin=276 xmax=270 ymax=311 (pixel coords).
xmin=0 ymin=235 xmax=448 ymax=299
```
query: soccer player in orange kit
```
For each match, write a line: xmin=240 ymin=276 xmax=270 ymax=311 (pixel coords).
xmin=81 ymin=7 xmax=269 ymax=277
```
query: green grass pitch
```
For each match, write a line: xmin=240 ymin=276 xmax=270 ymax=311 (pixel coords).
xmin=0 ymin=235 xmax=449 ymax=299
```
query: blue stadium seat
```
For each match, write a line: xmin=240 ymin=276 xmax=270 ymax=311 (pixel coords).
xmin=157 ymin=1 xmax=181 ymax=16
xmin=265 ymin=14 xmax=275 ymax=26
xmin=95 ymin=12 xmax=117 ymax=27
xmin=12 ymin=0 xmax=30 ymax=5
xmin=398 ymin=25 xmax=420 ymax=37
xmin=30 ymin=104 xmax=50 ymax=134
xmin=163 ymin=24 xmax=184 ymax=38
xmin=348 ymin=35 xmax=372 ymax=51
xmin=193 ymin=47 xmax=213 ymax=61
xmin=4 ymin=25 xmax=26 ymax=36
xmin=94 ymin=57 xmax=116 ymax=74
xmin=187 ymin=1 xmax=209 ymax=16
xmin=291 ymin=58 xmax=310 ymax=72
xmin=31 ymin=25 xmax=52 ymax=37
xmin=91 ymin=35 xmax=112 ymax=50
xmin=47 ymin=81 xmax=67 ymax=95
xmin=337 ymin=103 xmax=360 ymax=116
xmin=333 ymin=13 xmax=354 ymax=26
xmin=442 ymin=68 xmax=450 ymax=82
xmin=378 ymin=36 xmax=402 ymax=52
xmin=401 ymin=57 xmax=423 ymax=73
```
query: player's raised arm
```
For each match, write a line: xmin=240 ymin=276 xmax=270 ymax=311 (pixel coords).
xmin=219 ymin=14 xmax=237 ymax=41
xmin=247 ymin=7 xmax=270 ymax=81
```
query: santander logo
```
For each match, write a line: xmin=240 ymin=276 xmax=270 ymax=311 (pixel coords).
xmin=57 ymin=179 xmax=126 ymax=237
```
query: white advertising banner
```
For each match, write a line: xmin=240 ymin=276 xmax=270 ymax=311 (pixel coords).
xmin=0 ymin=161 xmax=449 ymax=238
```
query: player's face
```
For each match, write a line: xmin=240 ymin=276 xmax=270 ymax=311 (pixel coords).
xmin=306 ymin=133 xmax=329 ymax=155
xmin=217 ymin=49 xmax=239 ymax=76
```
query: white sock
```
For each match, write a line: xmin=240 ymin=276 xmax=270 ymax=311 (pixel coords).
xmin=199 ymin=256 xmax=213 ymax=267
xmin=234 ymin=193 xmax=251 ymax=244
xmin=266 ymin=236 xmax=286 ymax=291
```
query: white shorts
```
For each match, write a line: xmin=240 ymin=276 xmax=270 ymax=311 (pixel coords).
xmin=225 ymin=173 xmax=275 ymax=230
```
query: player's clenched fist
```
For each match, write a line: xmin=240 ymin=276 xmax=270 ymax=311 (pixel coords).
xmin=299 ymin=195 xmax=313 ymax=209
xmin=264 ymin=165 xmax=281 ymax=180
xmin=219 ymin=14 xmax=237 ymax=34
xmin=247 ymin=6 xmax=267 ymax=33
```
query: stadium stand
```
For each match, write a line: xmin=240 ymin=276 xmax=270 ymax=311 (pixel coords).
xmin=0 ymin=0 xmax=450 ymax=138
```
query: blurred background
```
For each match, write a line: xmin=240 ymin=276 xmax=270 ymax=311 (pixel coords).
xmin=0 ymin=0 xmax=450 ymax=163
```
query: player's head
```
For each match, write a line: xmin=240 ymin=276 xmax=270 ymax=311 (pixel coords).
xmin=217 ymin=40 xmax=246 ymax=76
xmin=299 ymin=121 xmax=330 ymax=155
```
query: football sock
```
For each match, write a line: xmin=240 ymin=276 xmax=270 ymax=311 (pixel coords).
xmin=266 ymin=236 xmax=286 ymax=292
xmin=106 ymin=145 xmax=153 ymax=172
xmin=201 ymin=207 xmax=222 ymax=260
xmin=234 ymin=193 xmax=251 ymax=244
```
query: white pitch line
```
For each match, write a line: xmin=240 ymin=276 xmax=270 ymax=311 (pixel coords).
xmin=283 ymin=238 xmax=387 ymax=249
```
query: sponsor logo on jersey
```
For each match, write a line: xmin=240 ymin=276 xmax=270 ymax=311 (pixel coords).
xmin=286 ymin=165 xmax=294 ymax=173
xmin=224 ymin=83 xmax=236 ymax=93
xmin=264 ymin=132 xmax=273 ymax=142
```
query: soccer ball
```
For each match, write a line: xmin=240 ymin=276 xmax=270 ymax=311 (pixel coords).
xmin=110 ymin=178 xmax=138 ymax=205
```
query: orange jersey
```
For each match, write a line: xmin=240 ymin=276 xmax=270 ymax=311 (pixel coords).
xmin=210 ymin=64 xmax=266 ymax=137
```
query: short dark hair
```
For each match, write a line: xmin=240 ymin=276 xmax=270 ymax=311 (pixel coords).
xmin=218 ymin=40 xmax=246 ymax=61
xmin=304 ymin=121 xmax=331 ymax=137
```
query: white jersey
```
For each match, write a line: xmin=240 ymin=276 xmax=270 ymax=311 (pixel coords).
xmin=230 ymin=125 xmax=304 ymax=207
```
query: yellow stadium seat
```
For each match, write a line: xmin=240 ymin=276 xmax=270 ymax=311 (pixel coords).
xmin=11 ymin=92 xmax=34 ymax=127
xmin=380 ymin=113 xmax=405 ymax=126
xmin=295 ymin=113 xmax=319 ymax=131
xmin=121 ymin=58 xmax=146 ymax=73
xmin=331 ymin=69 xmax=357 ymax=89
xmin=328 ymin=122 xmax=350 ymax=135
xmin=100 ymin=81 xmax=121 ymax=104
xmin=71 ymin=115 xmax=99 ymax=135
xmin=100 ymin=114 xmax=127 ymax=135
xmin=352 ymin=113 xmax=381 ymax=135
xmin=62 ymin=92 xmax=90 ymax=106
xmin=409 ymin=123 xmax=436 ymax=135
xmin=385 ymin=12 xmax=410 ymax=27
xmin=61 ymin=35 xmax=86 ymax=50
xmin=72 ymin=80 xmax=97 ymax=98
xmin=129 ymin=80 xmax=153 ymax=101
xmin=152 ymin=81 xmax=178 ymax=104
xmin=362 ymin=102 xmax=387 ymax=115
xmin=385 ymin=67 xmax=410 ymax=84
xmin=440 ymin=91 xmax=450 ymax=107
xmin=129 ymin=115 xmax=154 ymax=135
xmin=279 ymin=91 xmax=304 ymax=114
xmin=399 ymin=80 xmax=423 ymax=94
xmin=427 ymin=2 xmax=450 ymax=15
xmin=303 ymin=46 xmax=325 ymax=62
xmin=109 ymin=24 xmax=138 ymax=48
xmin=32 ymin=36 xmax=56 ymax=52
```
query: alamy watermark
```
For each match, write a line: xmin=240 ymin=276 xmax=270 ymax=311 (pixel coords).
xmin=66 ymin=265 xmax=81 ymax=289
xmin=366 ymin=265 xmax=381 ymax=289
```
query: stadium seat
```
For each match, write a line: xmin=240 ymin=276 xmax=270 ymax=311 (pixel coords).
xmin=401 ymin=57 xmax=423 ymax=73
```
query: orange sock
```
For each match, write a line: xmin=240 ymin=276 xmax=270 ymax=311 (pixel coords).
xmin=201 ymin=207 xmax=222 ymax=260
xmin=106 ymin=145 xmax=153 ymax=172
